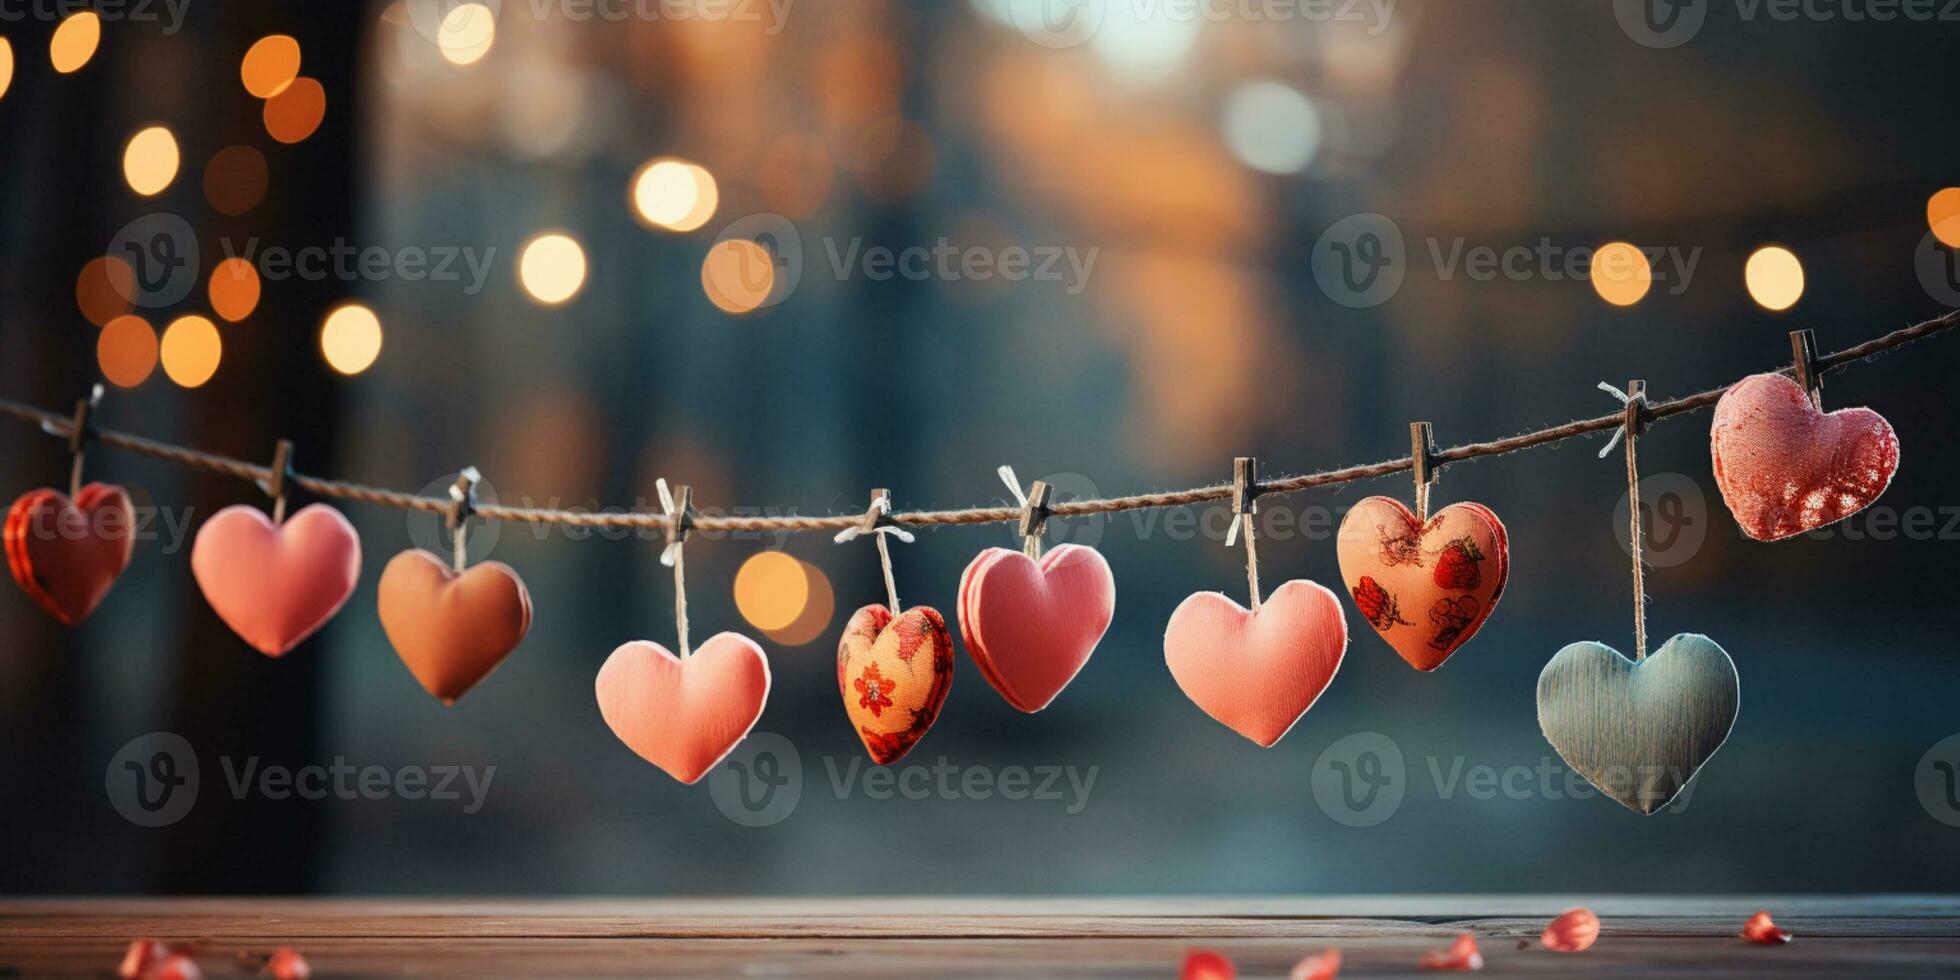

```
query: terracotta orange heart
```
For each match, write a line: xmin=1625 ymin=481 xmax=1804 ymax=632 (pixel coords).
xmin=1711 ymin=372 xmax=1900 ymax=541
xmin=378 ymin=549 xmax=532 ymax=704
xmin=1163 ymin=580 xmax=1348 ymax=747
xmin=838 ymin=604 xmax=954 ymax=764
xmin=957 ymin=544 xmax=1115 ymax=713
xmin=595 ymin=633 xmax=771 ymax=784
xmin=1336 ymin=497 xmax=1510 ymax=671
xmin=191 ymin=503 xmax=362 ymax=656
xmin=5 ymin=483 xmax=136 ymax=625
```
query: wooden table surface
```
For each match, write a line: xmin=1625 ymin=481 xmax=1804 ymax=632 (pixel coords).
xmin=2 ymin=896 xmax=1957 ymax=978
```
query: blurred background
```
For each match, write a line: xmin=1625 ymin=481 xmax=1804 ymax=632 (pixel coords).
xmin=3 ymin=0 xmax=1960 ymax=895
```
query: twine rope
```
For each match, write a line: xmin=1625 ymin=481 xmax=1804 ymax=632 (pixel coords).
xmin=1598 ymin=381 xmax=1650 ymax=660
xmin=2 ymin=311 xmax=1954 ymax=536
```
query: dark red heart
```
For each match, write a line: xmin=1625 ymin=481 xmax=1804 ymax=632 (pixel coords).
xmin=5 ymin=484 xmax=136 ymax=625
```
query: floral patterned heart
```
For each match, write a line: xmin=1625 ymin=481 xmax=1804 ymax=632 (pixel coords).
xmin=838 ymin=604 xmax=954 ymax=764
xmin=1336 ymin=497 xmax=1510 ymax=671
xmin=1711 ymin=372 xmax=1899 ymax=541
xmin=596 ymin=633 xmax=771 ymax=785
xmin=5 ymin=483 xmax=135 ymax=625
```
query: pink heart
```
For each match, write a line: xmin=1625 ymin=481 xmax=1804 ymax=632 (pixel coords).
xmin=596 ymin=633 xmax=771 ymax=785
xmin=1164 ymin=580 xmax=1348 ymax=747
xmin=191 ymin=503 xmax=361 ymax=657
xmin=957 ymin=544 xmax=1115 ymax=712
xmin=1711 ymin=372 xmax=1899 ymax=541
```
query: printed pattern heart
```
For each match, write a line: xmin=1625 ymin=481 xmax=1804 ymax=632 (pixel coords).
xmin=378 ymin=549 xmax=533 ymax=703
xmin=1336 ymin=497 xmax=1509 ymax=671
xmin=1163 ymin=580 xmax=1348 ymax=747
xmin=838 ymin=604 xmax=954 ymax=764
xmin=958 ymin=544 xmax=1115 ymax=713
xmin=1537 ymin=632 xmax=1739 ymax=814
xmin=5 ymin=484 xmax=136 ymax=625
xmin=596 ymin=633 xmax=771 ymax=785
xmin=1710 ymin=372 xmax=1899 ymax=541
xmin=191 ymin=503 xmax=361 ymax=656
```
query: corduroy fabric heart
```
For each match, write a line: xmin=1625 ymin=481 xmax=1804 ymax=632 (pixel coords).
xmin=958 ymin=543 xmax=1115 ymax=713
xmin=191 ymin=503 xmax=362 ymax=656
xmin=5 ymin=483 xmax=136 ymax=625
xmin=1336 ymin=497 xmax=1509 ymax=672
xmin=838 ymin=604 xmax=954 ymax=764
xmin=1710 ymin=372 xmax=1899 ymax=541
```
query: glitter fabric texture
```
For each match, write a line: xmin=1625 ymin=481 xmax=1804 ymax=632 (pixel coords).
xmin=1710 ymin=372 xmax=1900 ymax=541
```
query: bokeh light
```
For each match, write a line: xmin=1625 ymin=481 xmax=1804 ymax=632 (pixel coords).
xmin=701 ymin=240 xmax=777 ymax=314
xmin=1089 ymin=2 xmax=1200 ymax=80
xmin=96 ymin=315 xmax=158 ymax=388
xmin=762 ymin=560 xmax=836 ymax=647
xmin=1591 ymin=242 xmax=1653 ymax=307
xmin=123 ymin=126 xmax=180 ymax=197
xmin=204 ymin=145 xmax=269 ymax=216
xmin=160 ymin=315 xmax=222 ymax=388
xmin=264 ymin=77 xmax=327 ymax=143
xmin=208 ymin=259 xmax=261 ymax=322
xmin=50 ymin=11 xmax=100 ymax=74
xmin=240 ymin=35 xmax=301 ymax=98
xmin=1745 ymin=245 xmax=1805 ymax=312
xmin=438 ymin=3 xmax=496 ymax=66
xmin=1929 ymin=187 xmax=1960 ymax=249
xmin=758 ymin=133 xmax=834 ymax=219
xmin=518 ymin=233 xmax=587 ymax=305
xmin=76 ymin=257 xmax=136 ymax=326
xmin=320 ymin=304 xmax=384 ymax=375
xmin=631 ymin=159 xmax=719 ymax=232
xmin=733 ymin=552 xmax=810 ymax=632
xmin=1221 ymin=82 xmax=1321 ymax=175
xmin=0 ymin=37 xmax=14 ymax=101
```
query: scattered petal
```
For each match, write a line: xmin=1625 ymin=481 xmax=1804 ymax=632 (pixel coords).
xmin=1742 ymin=911 xmax=1793 ymax=945
xmin=265 ymin=947 xmax=311 ymax=979
xmin=1290 ymin=947 xmax=1342 ymax=980
xmin=1541 ymin=907 xmax=1600 ymax=952
xmin=1180 ymin=948 xmax=1237 ymax=980
xmin=1419 ymin=933 xmax=1484 ymax=971
xmin=119 ymin=939 xmax=170 ymax=979
xmin=141 ymin=953 xmax=203 ymax=980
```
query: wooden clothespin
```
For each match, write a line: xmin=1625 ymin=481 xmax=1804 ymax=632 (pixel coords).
xmin=1790 ymin=329 xmax=1822 ymax=410
xmin=1410 ymin=421 xmax=1440 ymax=521
xmin=262 ymin=439 xmax=295 ymax=524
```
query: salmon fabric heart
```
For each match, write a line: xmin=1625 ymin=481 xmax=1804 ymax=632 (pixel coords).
xmin=957 ymin=544 xmax=1115 ymax=712
xmin=837 ymin=604 xmax=954 ymax=764
xmin=595 ymin=634 xmax=771 ymax=784
xmin=378 ymin=549 xmax=532 ymax=704
xmin=191 ymin=503 xmax=361 ymax=656
xmin=5 ymin=484 xmax=136 ymax=625
xmin=1336 ymin=497 xmax=1509 ymax=672
xmin=1163 ymin=580 xmax=1349 ymax=747
xmin=1711 ymin=372 xmax=1899 ymax=541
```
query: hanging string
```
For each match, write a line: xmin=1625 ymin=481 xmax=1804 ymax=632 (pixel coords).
xmin=1224 ymin=457 xmax=1263 ymax=611
xmin=656 ymin=478 xmax=693 ymax=659
xmin=1599 ymin=381 xmax=1650 ymax=660
xmin=834 ymin=490 xmax=914 ymax=615
xmin=1 ymin=311 xmax=1954 ymax=534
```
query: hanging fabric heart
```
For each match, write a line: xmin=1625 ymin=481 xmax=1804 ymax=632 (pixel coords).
xmin=1336 ymin=497 xmax=1508 ymax=672
xmin=192 ymin=504 xmax=362 ymax=657
xmin=6 ymin=484 xmax=135 ymax=625
xmin=1537 ymin=634 xmax=1739 ymax=814
xmin=1164 ymin=459 xmax=1348 ymax=747
xmin=597 ymin=635 xmax=770 ymax=784
xmin=835 ymin=490 xmax=952 ymax=764
xmin=958 ymin=469 xmax=1115 ymax=712
xmin=1710 ymin=368 xmax=1898 ymax=541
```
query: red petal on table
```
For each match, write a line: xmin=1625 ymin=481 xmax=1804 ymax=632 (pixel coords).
xmin=1419 ymin=933 xmax=1485 ymax=971
xmin=1742 ymin=911 xmax=1793 ymax=944
xmin=1291 ymin=947 xmax=1343 ymax=980
xmin=119 ymin=939 xmax=171 ymax=979
xmin=265 ymin=947 xmax=312 ymax=979
xmin=141 ymin=953 xmax=203 ymax=980
xmin=1541 ymin=907 xmax=1600 ymax=952
xmin=1180 ymin=948 xmax=1237 ymax=980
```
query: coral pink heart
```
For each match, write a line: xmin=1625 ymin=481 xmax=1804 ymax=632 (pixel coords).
xmin=957 ymin=544 xmax=1115 ymax=712
xmin=191 ymin=503 xmax=361 ymax=656
xmin=378 ymin=549 xmax=533 ymax=703
xmin=5 ymin=483 xmax=136 ymax=625
xmin=1711 ymin=372 xmax=1899 ymax=541
xmin=1164 ymin=580 xmax=1348 ymax=747
xmin=1336 ymin=497 xmax=1509 ymax=672
xmin=596 ymin=633 xmax=771 ymax=784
